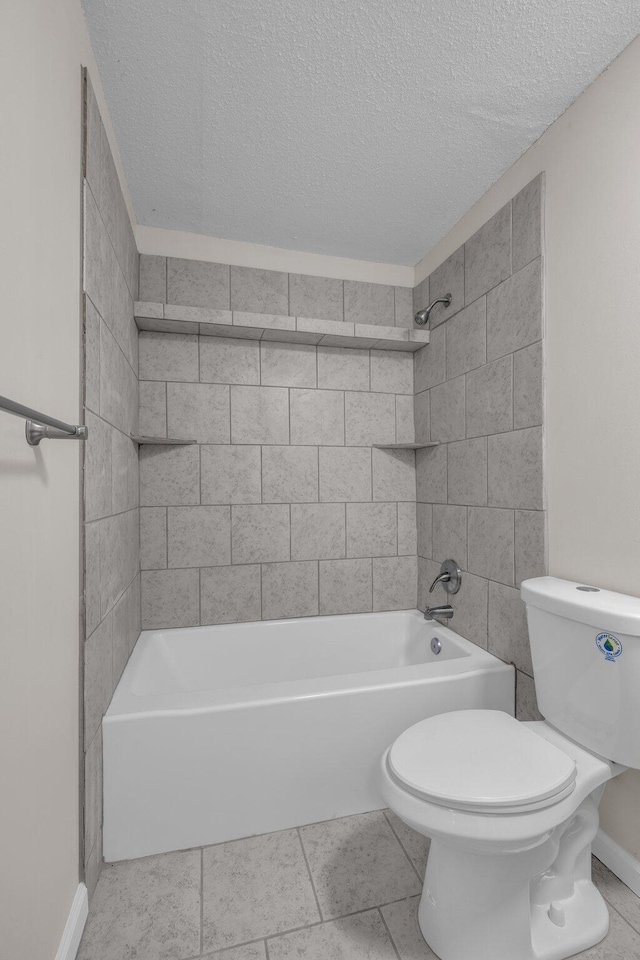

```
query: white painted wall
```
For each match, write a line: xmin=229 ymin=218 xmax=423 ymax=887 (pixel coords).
xmin=0 ymin=2 xmax=130 ymax=956
xmin=415 ymin=36 xmax=640 ymax=858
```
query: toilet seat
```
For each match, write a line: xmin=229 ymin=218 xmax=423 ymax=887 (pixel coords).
xmin=387 ymin=710 xmax=577 ymax=814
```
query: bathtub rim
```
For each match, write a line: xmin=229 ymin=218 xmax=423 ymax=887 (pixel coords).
xmin=105 ymin=609 xmax=512 ymax=721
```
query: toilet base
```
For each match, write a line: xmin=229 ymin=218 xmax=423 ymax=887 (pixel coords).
xmin=418 ymin=802 xmax=609 ymax=960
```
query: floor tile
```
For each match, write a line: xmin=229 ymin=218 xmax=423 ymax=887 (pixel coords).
xmin=202 ymin=829 xmax=320 ymax=951
xmin=299 ymin=811 xmax=421 ymax=920
xmin=381 ymin=896 xmax=436 ymax=959
xmin=579 ymin=905 xmax=640 ymax=957
xmin=77 ymin=849 xmax=201 ymax=960
xmin=592 ymin=857 xmax=640 ymax=934
xmin=384 ymin=810 xmax=430 ymax=876
xmin=268 ymin=909 xmax=396 ymax=960
xmin=204 ymin=943 xmax=267 ymax=960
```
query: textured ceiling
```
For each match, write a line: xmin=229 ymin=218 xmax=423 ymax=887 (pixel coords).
xmin=82 ymin=0 xmax=640 ymax=265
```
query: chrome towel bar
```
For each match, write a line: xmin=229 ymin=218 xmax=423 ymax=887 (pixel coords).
xmin=0 ymin=394 xmax=88 ymax=445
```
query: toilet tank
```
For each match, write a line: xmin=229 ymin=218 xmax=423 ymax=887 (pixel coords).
xmin=521 ymin=577 xmax=640 ymax=768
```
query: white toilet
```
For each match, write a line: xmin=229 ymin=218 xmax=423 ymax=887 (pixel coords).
xmin=380 ymin=576 xmax=640 ymax=960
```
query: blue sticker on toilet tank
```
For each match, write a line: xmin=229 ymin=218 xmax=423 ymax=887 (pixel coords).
xmin=595 ymin=632 xmax=623 ymax=662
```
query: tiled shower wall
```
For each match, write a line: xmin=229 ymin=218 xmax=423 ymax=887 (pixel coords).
xmin=413 ymin=174 xmax=545 ymax=720
xmin=82 ymin=75 xmax=140 ymax=893
xmin=137 ymin=258 xmax=419 ymax=625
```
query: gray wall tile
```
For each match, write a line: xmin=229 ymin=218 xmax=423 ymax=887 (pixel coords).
xmin=445 ymin=298 xmax=486 ymax=379
xmin=373 ymin=556 xmax=417 ymax=611
xmin=291 ymin=389 xmax=344 ymax=445
xmin=262 ymin=446 xmax=319 ymax=503
xmin=139 ymin=381 xmax=167 ymax=438
xmin=262 ymin=342 xmax=317 ymax=388
xmin=318 ymin=347 xmax=369 ymax=392
xmin=395 ymin=395 xmax=415 ymax=444
xmin=139 ymin=332 xmax=199 ymax=382
xmin=398 ymin=502 xmax=417 ymax=555
xmin=486 ymin=258 xmax=542 ymax=360
xmin=465 ymin=355 xmax=513 ymax=438
xmin=84 ymin=727 xmax=102 ymax=860
xmin=84 ymin=297 xmax=100 ymax=415
xmin=467 ymin=506 xmax=514 ymax=585
xmin=488 ymin=579 xmax=532 ymax=674
xmin=372 ymin=449 xmax=415 ymax=502
xmin=167 ymin=382 xmax=230 ymax=444
xmin=430 ymin=376 xmax=466 ymax=442
xmin=319 ymin=559 xmax=372 ymax=615
xmin=413 ymin=390 xmax=430 ymax=444
xmin=231 ymin=386 xmax=289 ymax=444
xmin=112 ymin=575 xmax=141 ymax=682
xmin=428 ymin=246 xmax=465 ymax=325
xmin=394 ymin=286 xmax=414 ymax=328
xmin=488 ymin=427 xmax=543 ymax=509
xmin=99 ymin=509 xmax=139 ymax=618
xmin=346 ymin=503 xmax=397 ymax=558
xmin=84 ymin=614 xmax=113 ymax=747
xmin=111 ymin=431 xmax=139 ymax=514
xmin=167 ymin=258 xmax=230 ymax=308
xmin=232 ymin=504 xmax=290 ymax=563
xmin=291 ymin=503 xmax=346 ymax=560
xmin=516 ymin=670 xmax=542 ymax=720
xmin=464 ymin=203 xmax=511 ymax=303
xmin=515 ymin=509 xmax=546 ymax=585
xmin=450 ymin=571 xmax=488 ymax=648
xmin=512 ymin=174 xmax=542 ymax=272
xmin=447 ymin=437 xmax=487 ymax=506
xmin=344 ymin=281 xmax=395 ymax=326
xmin=289 ymin=274 xmax=343 ymax=323
xmin=513 ymin=341 xmax=543 ymax=429
xmin=201 ymin=445 xmax=262 ymax=504
xmin=414 ymin=327 xmax=445 ymax=393
xmin=416 ymin=502 xmax=433 ymax=559
xmin=139 ymin=255 xmax=166 ymax=303
xmin=432 ymin=504 xmax=467 ymax=568
xmin=200 ymin=337 xmax=260 ymax=385
xmin=84 ymin=411 xmax=112 ymax=521
xmin=139 ymin=444 xmax=200 ymax=506
xmin=345 ymin=392 xmax=395 ymax=446
xmin=168 ymin=506 xmax=231 ymax=567
xmin=416 ymin=445 xmax=447 ymax=504
xmin=319 ymin=447 xmax=371 ymax=502
xmin=140 ymin=507 xmax=167 ymax=569
xmin=230 ymin=266 xmax=288 ymax=314
xmin=99 ymin=312 xmax=136 ymax=437
xmin=200 ymin=565 xmax=261 ymax=624
xmin=85 ymin=521 xmax=101 ymax=637
xmin=141 ymin=569 xmax=200 ymax=629
xmin=370 ymin=351 xmax=413 ymax=394
xmin=262 ymin=561 xmax=319 ymax=620
xmin=417 ymin=557 xmax=441 ymax=611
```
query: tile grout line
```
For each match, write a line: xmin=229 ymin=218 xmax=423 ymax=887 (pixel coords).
xmin=377 ymin=907 xmax=403 ymax=960
xmin=382 ymin=810 xmax=426 ymax=883
xmin=296 ymin=827 xmax=324 ymax=923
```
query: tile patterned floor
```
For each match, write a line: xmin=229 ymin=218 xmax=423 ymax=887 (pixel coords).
xmin=79 ymin=809 xmax=640 ymax=960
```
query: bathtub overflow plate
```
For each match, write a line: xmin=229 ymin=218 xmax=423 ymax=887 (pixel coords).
xmin=430 ymin=637 xmax=442 ymax=655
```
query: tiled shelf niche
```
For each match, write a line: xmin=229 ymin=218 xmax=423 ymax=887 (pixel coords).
xmin=131 ymin=436 xmax=196 ymax=445
xmin=134 ymin=302 xmax=430 ymax=352
xmin=373 ymin=442 xmax=439 ymax=449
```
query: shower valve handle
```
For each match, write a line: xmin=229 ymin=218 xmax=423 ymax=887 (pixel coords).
xmin=428 ymin=559 xmax=462 ymax=596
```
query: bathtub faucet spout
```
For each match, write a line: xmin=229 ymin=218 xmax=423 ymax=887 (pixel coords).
xmin=424 ymin=604 xmax=454 ymax=622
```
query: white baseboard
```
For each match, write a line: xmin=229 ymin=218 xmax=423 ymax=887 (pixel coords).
xmin=55 ymin=883 xmax=88 ymax=960
xmin=593 ymin=829 xmax=640 ymax=897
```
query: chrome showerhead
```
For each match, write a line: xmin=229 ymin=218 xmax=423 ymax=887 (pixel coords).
xmin=414 ymin=293 xmax=452 ymax=326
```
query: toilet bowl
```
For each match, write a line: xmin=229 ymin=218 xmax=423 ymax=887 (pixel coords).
xmin=380 ymin=710 xmax=620 ymax=960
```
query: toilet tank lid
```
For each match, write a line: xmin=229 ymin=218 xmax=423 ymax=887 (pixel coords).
xmin=521 ymin=577 xmax=640 ymax=636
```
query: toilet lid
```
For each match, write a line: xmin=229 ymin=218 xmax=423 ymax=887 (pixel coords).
xmin=388 ymin=710 xmax=577 ymax=813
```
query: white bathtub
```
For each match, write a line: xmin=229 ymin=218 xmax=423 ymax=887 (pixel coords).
xmin=103 ymin=610 xmax=514 ymax=861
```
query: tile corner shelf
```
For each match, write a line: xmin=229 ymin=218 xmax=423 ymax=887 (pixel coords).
xmin=373 ymin=442 xmax=440 ymax=450
xmin=131 ymin=436 xmax=196 ymax=445
xmin=134 ymin=302 xmax=430 ymax=352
